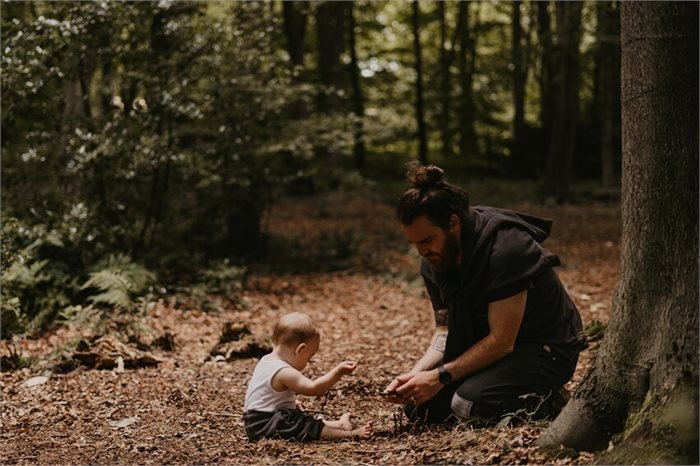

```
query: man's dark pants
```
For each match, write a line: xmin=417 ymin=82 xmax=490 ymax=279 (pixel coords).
xmin=406 ymin=343 xmax=578 ymax=423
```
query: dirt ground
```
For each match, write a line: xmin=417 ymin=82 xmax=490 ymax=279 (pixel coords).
xmin=1 ymin=189 xmax=620 ymax=464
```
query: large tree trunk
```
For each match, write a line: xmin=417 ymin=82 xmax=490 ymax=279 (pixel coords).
xmin=412 ymin=0 xmax=428 ymax=165
xmin=541 ymin=1 xmax=582 ymax=202
xmin=348 ymin=2 xmax=366 ymax=172
xmin=538 ymin=3 xmax=699 ymax=463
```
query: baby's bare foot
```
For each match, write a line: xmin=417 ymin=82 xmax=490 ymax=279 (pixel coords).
xmin=352 ymin=421 xmax=373 ymax=440
xmin=338 ymin=413 xmax=353 ymax=431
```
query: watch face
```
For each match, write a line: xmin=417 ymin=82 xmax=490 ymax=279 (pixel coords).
xmin=439 ymin=367 xmax=452 ymax=384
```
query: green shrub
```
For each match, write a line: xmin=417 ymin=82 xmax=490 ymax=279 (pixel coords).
xmin=198 ymin=259 xmax=246 ymax=298
xmin=82 ymin=254 xmax=157 ymax=313
xmin=1 ymin=217 xmax=81 ymax=337
xmin=1 ymin=217 xmax=157 ymax=338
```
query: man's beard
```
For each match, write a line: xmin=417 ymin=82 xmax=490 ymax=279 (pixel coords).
xmin=427 ymin=230 xmax=461 ymax=272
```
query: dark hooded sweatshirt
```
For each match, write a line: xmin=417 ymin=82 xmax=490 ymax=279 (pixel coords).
xmin=420 ymin=206 xmax=585 ymax=364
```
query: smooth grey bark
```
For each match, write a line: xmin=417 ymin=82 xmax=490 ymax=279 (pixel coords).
xmin=538 ymin=3 xmax=699 ymax=463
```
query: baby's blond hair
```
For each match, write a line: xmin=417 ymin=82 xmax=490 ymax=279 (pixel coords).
xmin=272 ymin=312 xmax=320 ymax=348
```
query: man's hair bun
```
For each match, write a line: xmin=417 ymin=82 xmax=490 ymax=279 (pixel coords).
xmin=407 ymin=162 xmax=445 ymax=189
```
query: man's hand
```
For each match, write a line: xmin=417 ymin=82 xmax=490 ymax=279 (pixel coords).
xmin=334 ymin=360 xmax=357 ymax=376
xmin=382 ymin=370 xmax=442 ymax=405
xmin=394 ymin=370 xmax=442 ymax=405
xmin=382 ymin=373 xmax=412 ymax=404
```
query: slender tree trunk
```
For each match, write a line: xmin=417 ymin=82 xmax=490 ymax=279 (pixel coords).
xmin=348 ymin=2 xmax=365 ymax=172
xmin=536 ymin=1 xmax=554 ymax=168
xmin=539 ymin=3 xmax=699 ymax=463
xmin=541 ymin=1 xmax=582 ymax=202
xmin=61 ymin=75 xmax=85 ymax=130
xmin=596 ymin=1 xmax=621 ymax=189
xmin=77 ymin=59 xmax=93 ymax=119
xmin=412 ymin=0 xmax=428 ymax=165
xmin=511 ymin=0 xmax=526 ymax=166
xmin=99 ymin=56 xmax=112 ymax=116
xmin=316 ymin=1 xmax=348 ymax=113
xmin=282 ymin=1 xmax=306 ymax=69
xmin=438 ymin=1 xmax=451 ymax=158
xmin=457 ymin=0 xmax=477 ymax=158
xmin=282 ymin=1 xmax=308 ymax=118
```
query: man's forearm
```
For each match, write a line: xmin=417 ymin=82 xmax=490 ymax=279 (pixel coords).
xmin=443 ymin=334 xmax=511 ymax=380
xmin=411 ymin=330 xmax=447 ymax=373
xmin=443 ymin=291 xmax=526 ymax=380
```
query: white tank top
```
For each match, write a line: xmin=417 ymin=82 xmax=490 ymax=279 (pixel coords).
xmin=243 ymin=356 xmax=297 ymax=412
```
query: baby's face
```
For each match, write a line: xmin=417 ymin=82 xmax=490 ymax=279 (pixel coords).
xmin=291 ymin=334 xmax=320 ymax=371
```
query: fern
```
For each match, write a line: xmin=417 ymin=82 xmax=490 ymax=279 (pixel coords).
xmin=82 ymin=270 xmax=133 ymax=311
xmin=92 ymin=254 xmax=156 ymax=294
xmin=59 ymin=305 xmax=104 ymax=332
xmin=82 ymin=255 xmax=157 ymax=312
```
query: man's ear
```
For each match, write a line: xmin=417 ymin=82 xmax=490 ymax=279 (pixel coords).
xmin=294 ymin=342 xmax=307 ymax=355
xmin=449 ymin=214 xmax=460 ymax=231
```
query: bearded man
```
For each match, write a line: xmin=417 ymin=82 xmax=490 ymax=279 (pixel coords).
xmin=384 ymin=164 xmax=585 ymax=424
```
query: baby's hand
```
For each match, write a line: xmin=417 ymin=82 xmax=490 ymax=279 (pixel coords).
xmin=334 ymin=360 xmax=357 ymax=376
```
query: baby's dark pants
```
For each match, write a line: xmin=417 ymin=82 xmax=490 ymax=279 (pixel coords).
xmin=405 ymin=343 xmax=578 ymax=423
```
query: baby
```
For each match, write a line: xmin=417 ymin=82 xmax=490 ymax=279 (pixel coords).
xmin=243 ymin=312 xmax=373 ymax=441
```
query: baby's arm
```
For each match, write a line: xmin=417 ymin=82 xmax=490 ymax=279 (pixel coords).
xmin=273 ymin=361 xmax=356 ymax=397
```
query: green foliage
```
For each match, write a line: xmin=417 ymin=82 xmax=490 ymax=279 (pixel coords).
xmin=82 ymin=271 xmax=134 ymax=312
xmin=82 ymin=254 xmax=156 ymax=312
xmin=173 ymin=260 xmax=246 ymax=313
xmin=1 ymin=217 xmax=81 ymax=337
xmin=264 ymin=228 xmax=363 ymax=273
xmin=1 ymin=298 xmax=27 ymax=341
xmin=2 ymin=1 xmax=359 ymax=271
xmin=584 ymin=319 xmax=606 ymax=342
xmin=1 ymin=0 xmax=614 ymax=335
xmin=58 ymin=305 xmax=103 ymax=332
xmin=198 ymin=260 xmax=246 ymax=299
xmin=1 ymin=216 xmax=156 ymax=338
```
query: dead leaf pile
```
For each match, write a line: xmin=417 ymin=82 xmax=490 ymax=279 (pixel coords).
xmin=0 ymin=190 xmax=620 ymax=465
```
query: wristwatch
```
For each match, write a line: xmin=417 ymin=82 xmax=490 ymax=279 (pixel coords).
xmin=437 ymin=364 xmax=452 ymax=385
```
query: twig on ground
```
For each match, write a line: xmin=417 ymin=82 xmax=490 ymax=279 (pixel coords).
xmin=204 ymin=411 xmax=239 ymax=418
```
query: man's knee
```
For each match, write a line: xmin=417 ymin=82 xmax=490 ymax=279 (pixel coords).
xmin=450 ymin=387 xmax=504 ymax=421
xmin=450 ymin=392 xmax=475 ymax=420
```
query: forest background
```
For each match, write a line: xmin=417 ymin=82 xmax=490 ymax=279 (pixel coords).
xmin=2 ymin=0 xmax=621 ymax=339
xmin=6 ymin=1 xmax=699 ymax=464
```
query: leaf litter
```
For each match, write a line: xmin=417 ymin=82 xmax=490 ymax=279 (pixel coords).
xmin=0 ymin=190 xmax=619 ymax=464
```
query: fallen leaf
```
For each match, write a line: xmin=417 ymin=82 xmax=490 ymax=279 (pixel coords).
xmin=109 ymin=417 xmax=138 ymax=429
xmin=25 ymin=376 xmax=49 ymax=388
xmin=115 ymin=356 xmax=125 ymax=373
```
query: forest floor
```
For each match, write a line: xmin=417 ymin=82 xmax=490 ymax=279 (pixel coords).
xmin=1 ymin=188 xmax=621 ymax=465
